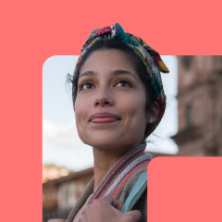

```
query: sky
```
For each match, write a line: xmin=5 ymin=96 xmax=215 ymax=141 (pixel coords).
xmin=42 ymin=55 xmax=178 ymax=171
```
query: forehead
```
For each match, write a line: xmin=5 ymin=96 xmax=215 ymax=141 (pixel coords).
xmin=79 ymin=49 xmax=137 ymax=75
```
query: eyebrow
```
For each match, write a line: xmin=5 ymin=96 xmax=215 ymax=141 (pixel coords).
xmin=79 ymin=70 xmax=137 ymax=80
xmin=110 ymin=70 xmax=136 ymax=80
xmin=79 ymin=71 xmax=97 ymax=79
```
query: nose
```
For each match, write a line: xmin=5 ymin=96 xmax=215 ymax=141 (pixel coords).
xmin=94 ymin=87 xmax=114 ymax=107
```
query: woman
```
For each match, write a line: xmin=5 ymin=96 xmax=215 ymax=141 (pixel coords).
xmin=49 ymin=23 xmax=169 ymax=222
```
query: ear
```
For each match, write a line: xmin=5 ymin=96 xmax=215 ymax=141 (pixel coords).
xmin=146 ymin=101 xmax=160 ymax=124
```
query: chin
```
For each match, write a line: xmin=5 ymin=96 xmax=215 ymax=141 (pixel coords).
xmin=83 ymin=135 xmax=141 ymax=151
xmin=81 ymin=132 xmax=127 ymax=149
xmin=87 ymin=138 xmax=120 ymax=149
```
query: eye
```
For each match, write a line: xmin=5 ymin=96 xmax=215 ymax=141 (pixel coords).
xmin=80 ymin=81 xmax=94 ymax=90
xmin=115 ymin=79 xmax=132 ymax=88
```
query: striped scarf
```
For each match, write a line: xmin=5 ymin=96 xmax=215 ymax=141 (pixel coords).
xmin=66 ymin=144 xmax=151 ymax=222
xmin=90 ymin=146 xmax=150 ymax=203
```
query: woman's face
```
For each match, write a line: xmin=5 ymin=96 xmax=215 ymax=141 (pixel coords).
xmin=75 ymin=49 xmax=149 ymax=150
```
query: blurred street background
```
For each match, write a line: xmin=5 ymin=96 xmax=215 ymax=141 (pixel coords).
xmin=42 ymin=56 xmax=222 ymax=222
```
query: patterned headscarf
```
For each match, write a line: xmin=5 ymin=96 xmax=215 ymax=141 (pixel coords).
xmin=72 ymin=23 xmax=169 ymax=137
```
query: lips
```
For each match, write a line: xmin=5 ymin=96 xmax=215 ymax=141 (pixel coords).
xmin=90 ymin=113 xmax=121 ymax=124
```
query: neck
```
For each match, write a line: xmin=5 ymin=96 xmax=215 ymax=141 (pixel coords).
xmin=92 ymin=143 xmax=140 ymax=191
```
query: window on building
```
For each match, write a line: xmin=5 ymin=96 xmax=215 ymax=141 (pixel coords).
xmin=182 ymin=56 xmax=193 ymax=70
xmin=213 ymin=56 xmax=222 ymax=73
xmin=214 ymin=56 xmax=222 ymax=65
xmin=65 ymin=188 xmax=69 ymax=203
xmin=186 ymin=105 xmax=192 ymax=127
xmin=205 ymin=147 xmax=218 ymax=156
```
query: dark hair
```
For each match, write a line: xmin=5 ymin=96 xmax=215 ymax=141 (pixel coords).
xmin=67 ymin=39 xmax=159 ymax=144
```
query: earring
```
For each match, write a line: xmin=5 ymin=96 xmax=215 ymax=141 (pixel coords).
xmin=150 ymin=118 xmax=153 ymax=123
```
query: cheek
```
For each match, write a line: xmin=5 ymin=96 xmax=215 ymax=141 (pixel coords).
xmin=119 ymin=93 xmax=147 ymax=127
xmin=74 ymin=96 xmax=89 ymax=130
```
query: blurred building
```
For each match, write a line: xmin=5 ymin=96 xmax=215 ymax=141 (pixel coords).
xmin=43 ymin=167 xmax=93 ymax=222
xmin=42 ymin=164 xmax=70 ymax=183
xmin=172 ymin=56 xmax=222 ymax=156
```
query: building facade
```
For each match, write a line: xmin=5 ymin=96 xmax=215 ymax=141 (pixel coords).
xmin=172 ymin=56 xmax=222 ymax=156
xmin=43 ymin=167 xmax=93 ymax=222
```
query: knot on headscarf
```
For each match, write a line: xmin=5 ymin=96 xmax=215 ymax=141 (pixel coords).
xmin=73 ymin=23 xmax=170 ymax=137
